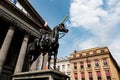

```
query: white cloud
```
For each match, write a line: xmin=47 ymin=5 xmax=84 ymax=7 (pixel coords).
xmin=69 ymin=0 xmax=120 ymax=64
xmin=108 ymin=36 xmax=120 ymax=64
xmin=70 ymin=0 xmax=120 ymax=34
xmin=73 ymin=37 xmax=106 ymax=50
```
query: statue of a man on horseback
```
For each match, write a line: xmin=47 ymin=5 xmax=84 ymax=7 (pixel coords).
xmin=39 ymin=25 xmax=50 ymax=50
xmin=27 ymin=16 xmax=69 ymax=70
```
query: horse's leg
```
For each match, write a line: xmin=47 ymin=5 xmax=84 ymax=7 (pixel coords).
xmin=29 ymin=54 xmax=33 ymax=70
xmin=32 ymin=54 xmax=39 ymax=63
xmin=48 ymin=52 xmax=51 ymax=69
xmin=41 ymin=53 xmax=44 ymax=70
xmin=54 ymin=51 xmax=57 ymax=70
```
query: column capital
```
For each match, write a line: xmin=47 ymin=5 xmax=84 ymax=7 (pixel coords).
xmin=10 ymin=20 xmax=17 ymax=27
xmin=24 ymin=33 xmax=30 ymax=38
xmin=9 ymin=25 xmax=15 ymax=30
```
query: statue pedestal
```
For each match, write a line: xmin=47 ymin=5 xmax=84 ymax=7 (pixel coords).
xmin=12 ymin=69 xmax=70 ymax=80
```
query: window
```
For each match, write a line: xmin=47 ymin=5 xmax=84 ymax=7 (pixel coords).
xmin=95 ymin=63 xmax=99 ymax=67
xmin=88 ymin=72 xmax=93 ymax=80
xmin=89 ymin=77 xmax=93 ymax=80
xmin=74 ymin=63 xmax=77 ymax=69
xmin=97 ymin=77 xmax=101 ymax=80
xmin=93 ymin=51 xmax=97 ymax=54
xmin=87 ymin=60 xmax=91 ymax=68
xmin=74 ymin=55 xmax=76 ymax=58
xmin=96 ymin=71 xmax=101 ymax=80
xmin=105 ymin=70 xmax=111 ymax=80
xmin=74 ymin=73 xmax=78 ymax=80
xmin=67 ymin=64 xmax=70 ymax=69
xmin=80 ymin=62 xmax=84 ymax=69
xmin=68 ymin=73 xmax=70 ymax=76
xmin=58 ymin=66 xmax=60 ymax=70
xmin=103 ymin=58 xmax=108 ymax=66
xmin=86 ymin=53 xmax=89 ymax=56
xmin=81 ymin=72 xmax=85 ymax=80
xmin=101 ymin=49 xmax=104 ymax=53
xmin=80 ymin=54 xmax=82 ymax=57
xmin=81 ymin=78 xmax=85 ymax=80
xmin=62 ymin=65 xmax=65 ymax=71
xmin=95 ymin=59 xmax=99 ymax=67
xmin=106 ymin=76 xmax=111 ymax=80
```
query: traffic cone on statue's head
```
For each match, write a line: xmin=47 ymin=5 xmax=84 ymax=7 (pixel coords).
xmin=44 ymin=21 xmax=48 ymax=27
xmin=43 ymin=20 xmax=48 ymax=30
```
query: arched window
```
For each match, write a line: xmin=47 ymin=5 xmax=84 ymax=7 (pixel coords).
xmin=88 ymin=72 xmax=93 ymax=80
xmin=80 ymin=62 xmax=84 ymax=69
xmin=81 ymin=72 xmax=85 ymax=80
xmin=105 ymin=70 xmax=111 ymax=80
xmin=74 ymin=73 xmax=78 ymax=80
xmin=74 ymin=63 xmax=77 ymax=69
xmin=95 ymin=59 xmax=99 ymax=67
xmin=87 ymin=60 xmax=91 ymax=68
xmin=103 ymin=58 xmax=108 ymax=66
xmin=96 ymin=71 xmax=101 ymax=80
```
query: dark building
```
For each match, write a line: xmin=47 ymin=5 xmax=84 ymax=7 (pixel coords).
xmin=0 ymin=0 xmax=50 ymax=80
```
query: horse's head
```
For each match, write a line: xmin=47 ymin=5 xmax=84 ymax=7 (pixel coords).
xmin=58 ymin=23 xmax=69 ymax=33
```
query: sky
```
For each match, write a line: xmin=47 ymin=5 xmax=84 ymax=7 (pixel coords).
xmin=29 ymin=0 xmax=120 ymax=65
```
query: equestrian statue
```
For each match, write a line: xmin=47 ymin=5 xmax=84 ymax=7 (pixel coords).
xmin=27 ymin=16 xmax=69 ymax=70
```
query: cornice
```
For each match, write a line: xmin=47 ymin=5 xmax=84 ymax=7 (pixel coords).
xmin=70 ymin=47 xmax=110 ymax=60
xmin=17 ymin=0 xmax=51 ymax=32
xmin=70 ymin=53 xmax=109 ymax=60
xmin=0 ymin=9 xmax=39 ymax=37
xmin=0 ymin=1 xmax=42 ymax=30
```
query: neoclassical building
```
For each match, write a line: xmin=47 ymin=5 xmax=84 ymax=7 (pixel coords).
xmin=0 ymin=0 xmax=50 ymax=80
xmin=70 ymin=47 xmax=120 ymax=80
xmin=50 ymin=56 xmax=71 ymax=77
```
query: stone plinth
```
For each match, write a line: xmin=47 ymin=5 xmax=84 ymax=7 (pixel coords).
xmin=12 ymin=69 xmax=69 ymax=80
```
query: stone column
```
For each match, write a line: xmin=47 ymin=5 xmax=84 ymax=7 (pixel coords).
xmin=70 ymin=62 xmax=73 ymax=80
xmin=49 ymin=76 xmax=54 ymax=80
xmin=84 ymin=60 xmax=89 ymax=80
xmin=91 ymin=59 xmax=97 ymax=80
xmin=99 ymin=58 xmax=106 ymax=80
xmin=14 ymin=34 xmax=29 ymax=73
xmin=0 ymin=26 xmax=15 ymax=74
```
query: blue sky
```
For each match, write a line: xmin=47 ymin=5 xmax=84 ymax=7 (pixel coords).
xmin=29 ymin=0 xmax=70 ymax=28
xmin=29 ymin=0 xmax=120 ymax=64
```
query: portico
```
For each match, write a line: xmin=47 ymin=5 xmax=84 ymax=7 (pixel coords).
xmin=0 ymin=0 xmax=46 ymax=80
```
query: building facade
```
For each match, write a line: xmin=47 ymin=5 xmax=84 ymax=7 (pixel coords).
xmin=50 ymin=56 xmax=71 ymax=77
xmin=70 ymin=47 xmax=120 ymax=80
xmin=0 ymin=0 xmax=50 ymax=80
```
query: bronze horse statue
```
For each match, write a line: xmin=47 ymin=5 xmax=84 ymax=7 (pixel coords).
xmin=27 ymin=23 xmax=68 ymax=70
